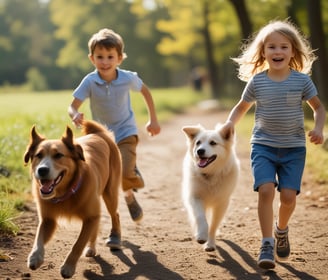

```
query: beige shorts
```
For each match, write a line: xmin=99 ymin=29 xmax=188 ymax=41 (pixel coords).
xmin=117 ymin=135 xmax=144 ymax=192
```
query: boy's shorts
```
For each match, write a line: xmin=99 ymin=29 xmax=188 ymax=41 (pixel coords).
xmin=118 ymin=135 xmax=144 ymax=192
xmin=250 ymin=143 xmax=306 ymax=194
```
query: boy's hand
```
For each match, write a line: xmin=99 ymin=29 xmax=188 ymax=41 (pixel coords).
xmin=308 ymin=129 xmax=324 ymax=145
xmin=146 ymin=121 xmax=160 ymax=136
xmin=72 ymin=112 xmax=84 ymax=128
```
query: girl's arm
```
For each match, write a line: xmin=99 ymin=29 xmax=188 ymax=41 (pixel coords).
xmin=307 ymin=96 xmax=326 ymax=145
xmin=140 ymin=84 xmax=161 ymax=136
xmin=223 ymin=99 xmax=253 ymax=132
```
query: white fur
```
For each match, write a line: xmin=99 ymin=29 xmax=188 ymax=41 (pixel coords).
xmin=182 ymin=123 xmax=239 ymax=251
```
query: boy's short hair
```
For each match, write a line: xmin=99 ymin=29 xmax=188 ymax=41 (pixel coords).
xmin=88 ymin=28 xmax=127 ymax=58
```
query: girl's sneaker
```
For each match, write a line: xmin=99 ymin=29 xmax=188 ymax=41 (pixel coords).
xmin=274 ymin=225 xmax=290 ymax=260
xmin=258 ymin=241 xmax=275 ymax=269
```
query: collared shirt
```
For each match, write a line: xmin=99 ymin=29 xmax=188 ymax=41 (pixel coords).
xmin=242 ymin=70 xmax=317 ymax=148
xmin=73 ymin=68 xmax=143 ymax=142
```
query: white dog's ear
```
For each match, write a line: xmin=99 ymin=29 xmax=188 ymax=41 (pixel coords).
xmin=218 ymin=124 xmax=234 ymax=141
xmin=182 ymin=125 xmax=202 ymax=139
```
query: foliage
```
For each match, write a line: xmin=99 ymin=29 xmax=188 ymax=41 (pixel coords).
xmin=0 ymin=0 xmax=327 ymax=94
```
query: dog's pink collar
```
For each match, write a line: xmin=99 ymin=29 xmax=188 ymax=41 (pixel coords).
xmin=51 ymin=176 xmax=82 ymax=204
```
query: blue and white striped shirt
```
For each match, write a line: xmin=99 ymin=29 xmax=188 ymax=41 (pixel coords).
xmin=242 ymin=70 xmax=317 ymax=148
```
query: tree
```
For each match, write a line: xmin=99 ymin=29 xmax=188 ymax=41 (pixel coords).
xmin=306 ymin=0 xmax=328 ymax=104
xmin=229 ymin=0 xmax=252 ymax=39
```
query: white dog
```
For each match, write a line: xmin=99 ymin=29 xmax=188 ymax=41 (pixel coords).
xmin=182 ymin=123 xmax=239 ymax=251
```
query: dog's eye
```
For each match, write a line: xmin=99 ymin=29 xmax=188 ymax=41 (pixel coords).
xmin=210 ymin=141 xmax=217 ymax=146
xmin=54 ymin=153 xmax=64 ymax=159
xmin=35 ymin=152 xmax=43 ymax=159
xmin=196 ymin=140 xmax=201 ymax=146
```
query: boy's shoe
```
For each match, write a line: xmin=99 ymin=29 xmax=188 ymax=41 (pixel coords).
xmin=258 ymin=241 xmax=275 ymax=269
xmin=106 ymin=233 xmax=122 ymax=251
xmin=125 ymin=193 xmax=143 ymax=222
xmin=274 ymin=225 xmax=290 ymax=260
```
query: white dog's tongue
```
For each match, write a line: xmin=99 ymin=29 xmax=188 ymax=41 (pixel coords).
xmin=198 ymin=158 xmax=208 ymax=168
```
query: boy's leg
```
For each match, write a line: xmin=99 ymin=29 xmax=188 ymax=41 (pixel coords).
xmin=118 ymin=136 xmax=144 ymax=222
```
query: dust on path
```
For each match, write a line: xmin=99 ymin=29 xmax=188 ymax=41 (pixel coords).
xmin=1 ymin=105 xmax=327 ymax=280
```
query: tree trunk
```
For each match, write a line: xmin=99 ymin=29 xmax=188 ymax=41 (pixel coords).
xmin=229 ymin=0 xmax=253 ymax=39
xmin=307 ymin=0 xmax=328 ymax=105
xmin=201 ymin=0 xmax=221 ymax=98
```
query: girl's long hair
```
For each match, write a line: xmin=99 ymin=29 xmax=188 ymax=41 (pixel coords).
xmin=232 ymin=19 xmax=317 ymax=82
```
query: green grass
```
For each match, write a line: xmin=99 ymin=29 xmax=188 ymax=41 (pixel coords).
xmin=0 ymin=88 xmax=204 ymax=235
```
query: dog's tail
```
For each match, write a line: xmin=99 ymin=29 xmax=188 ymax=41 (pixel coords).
xmin=82 ymin=119 xmax=122 ymax=193
xmin=81 ymin=120 xmax=113 ymax=136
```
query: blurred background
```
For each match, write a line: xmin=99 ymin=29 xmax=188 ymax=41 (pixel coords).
xmin=0 ymin=0 xmax=327 ymax=104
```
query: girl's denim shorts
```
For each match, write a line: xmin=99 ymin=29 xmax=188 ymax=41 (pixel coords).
xmin=250 ymin=143 xmax=306 ymax=194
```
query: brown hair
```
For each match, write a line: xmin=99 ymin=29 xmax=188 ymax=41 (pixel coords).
xmin=88 ymin=28 xmax=127 ymax=59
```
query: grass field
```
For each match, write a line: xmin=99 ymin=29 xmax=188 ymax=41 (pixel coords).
xmin=0 ymin=88 xmax=327 ymax=235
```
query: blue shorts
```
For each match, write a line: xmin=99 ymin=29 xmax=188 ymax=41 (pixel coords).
xmin=250 ymin=144 xmax=306 ymax=194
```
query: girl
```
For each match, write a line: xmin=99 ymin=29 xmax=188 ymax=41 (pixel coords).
xmin=222 ymin=20 xmax=326 ymax=269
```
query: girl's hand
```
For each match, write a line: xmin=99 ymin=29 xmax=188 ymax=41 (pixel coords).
xmin=146 ymin=121 xmax=161 ymax=136
xmin=308 ymin=129 xmax=324 ymax=145
xmin=72 ymin=112 xmax=84 ymax=128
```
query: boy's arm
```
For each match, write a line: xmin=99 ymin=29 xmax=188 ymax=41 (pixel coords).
xmin=307 ymin=96 xmax=326 ymax=145
xmin=140 ymin=84 xmax=161 ymax=136
xmin=68 ymin=98 xmax=84 ymax=127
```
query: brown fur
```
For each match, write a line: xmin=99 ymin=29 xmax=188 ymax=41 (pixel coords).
xmin=24 ymin=120 xmax=122 ymax=278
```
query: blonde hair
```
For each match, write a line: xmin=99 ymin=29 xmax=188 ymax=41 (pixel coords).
xmin=88 ymin=28 xmax=127 ymax=59
xmin=233 ymin=19 xmax=317 ymax=81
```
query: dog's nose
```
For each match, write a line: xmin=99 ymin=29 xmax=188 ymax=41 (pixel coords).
xmin=197 ymin=149 xmax=205 ymax=157
xmin=37 ymin=166 xmax=49 ymax=177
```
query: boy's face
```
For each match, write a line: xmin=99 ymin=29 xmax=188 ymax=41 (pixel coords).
xmin=89 ymin=45 xmax=123 ymax=81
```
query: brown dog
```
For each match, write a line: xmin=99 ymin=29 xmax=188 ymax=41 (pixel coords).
xmin=24 ymin=120 xmax=122 ymax=278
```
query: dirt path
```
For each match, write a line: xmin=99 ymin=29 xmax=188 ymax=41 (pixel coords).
xmin=1 ymin=106 xmax=327 ymax=280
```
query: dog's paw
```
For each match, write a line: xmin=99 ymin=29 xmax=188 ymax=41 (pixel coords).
xmin=204 ymin=244 xmax=216 ymax=252
xmin=27 ymin=251 xmax=44 ymax=270
xmin=195 ymin=229 xmax=208 ymax=244
xmin=196 ymin=238 xmax=207 ymax=244
xmin=204 ymin=239 xmax=216 ymax=252
xmin=85 ymin=246 xmax=96 ymax=257
xmin=61 ymin=263 xmax=76 ymax=279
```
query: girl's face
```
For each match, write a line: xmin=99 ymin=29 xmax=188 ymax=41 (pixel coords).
xmin=89 ymin=45 xmax=123 ymax=81
xmin=262 ymin=31 xmax=294 ymax=73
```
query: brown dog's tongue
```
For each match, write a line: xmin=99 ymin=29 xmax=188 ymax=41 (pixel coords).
xmin=40 ymin=180 xmax=54 ymax=194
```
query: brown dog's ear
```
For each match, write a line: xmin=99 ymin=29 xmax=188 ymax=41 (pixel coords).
xmin=62 ymin=126 xmax=85 ymax=161
xmin=182 ymin=124 xmax=203 ymax=140
xmin=24 ymin=125 xmax=45 ymax=164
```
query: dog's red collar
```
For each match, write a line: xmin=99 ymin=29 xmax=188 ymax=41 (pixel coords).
xmin=51 ymin=176 xmax=82 ymax=204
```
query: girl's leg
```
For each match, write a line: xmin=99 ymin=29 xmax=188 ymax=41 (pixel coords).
xmin=277 ymin=188 xmax=297 ymax=230
xmin=257 ymin=182 xmax=276 ymax=269
xmin=258 ymin=182 xmax=275 ymax=237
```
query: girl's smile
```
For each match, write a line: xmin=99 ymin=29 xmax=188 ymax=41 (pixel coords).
xmin=263 ymin=31 xmax=294 ymax=80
